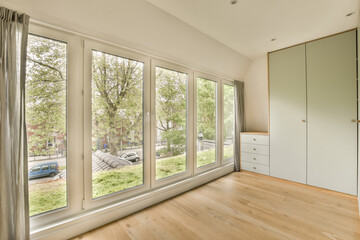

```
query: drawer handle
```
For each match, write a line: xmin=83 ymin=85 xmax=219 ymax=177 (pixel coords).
xmin=253 ymin=138 xmax=256 ymax=141
xmin=253 ymin=148 xmax=256 ymax=151
xmin=253 ymin=167 xmax=256 ymax=170
xmin=253 ymin=157 xmax=256 ymax=160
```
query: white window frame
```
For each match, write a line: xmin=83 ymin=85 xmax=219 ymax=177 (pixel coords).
xmin=150 ymin=59 xmax=194 ymax=188
xmin=27 ymin=22 xmax=237 ymax=239
xmin=28 ymin=24 xmax=84 ymax=229
xmin=221 ymin=80 xmax=235 ymax=165
xmin=193 ymin=71 xmax=222 ymax=174
xmin=83 ymin=40 xmax=151 ymax=209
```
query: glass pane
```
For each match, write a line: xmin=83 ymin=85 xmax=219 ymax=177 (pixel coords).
xmin=155 ymin=67 xmax=187 ymax=180
xmin=223 ymin=84 xmax=234 ymax=162
xmin=91 ymin=50 xmax=144 ymax=199
xmin=26 ymin=34 xmax=67 ymax=216
xmin=196 ymin=77 xmax=217 ymax=168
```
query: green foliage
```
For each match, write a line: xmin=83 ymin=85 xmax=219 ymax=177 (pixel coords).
xmin=223 ymin=84 xmax=234 ymax=140
xmin=156 ymin=68 xmax=187 ymax=157
xmin=26 ymin=35 xmax=67 ymax=157
xmin=197 ymin=78 xmax=216 ymax=140
xmin=92 ymin=51 xmax=143 ymax=156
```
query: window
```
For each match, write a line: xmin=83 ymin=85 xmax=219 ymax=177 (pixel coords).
xmin=41 ymin=165 xmax=50 ymax=170
xmin=26 ymin=24 xmax=236 ymax=236
xmin=31 ymin=167 xmax=41 ymax=172
xmin=155 ymin=67 xmax=188 ymax=180
xmin=196 ymin=77 xmax=217 ymax=168
xmin=223 ymin=84 xmax=235 ymax=162
xmin=91 ymin=50 xmax=144 ymax=199
xmin=26 ymin=34 xmax=67 ymax=217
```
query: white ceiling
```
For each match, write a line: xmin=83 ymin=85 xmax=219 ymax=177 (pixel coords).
xmin=146 ymin=0 xmax=359 ymax=59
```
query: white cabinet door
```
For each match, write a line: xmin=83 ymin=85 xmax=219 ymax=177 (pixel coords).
xmin=269 ymin=44 xmax=307 ymax=184
xmin=306 ymin=30 xmax=357 ymax=195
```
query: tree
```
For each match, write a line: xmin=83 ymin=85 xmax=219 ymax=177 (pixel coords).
xmin=92 ymin=51 xmax=143 ymax=156
xmin=26 ymin=35 xmax=67 ymax=158
xmin=197 ymin=78 xmax=216 ymax=140
xmin=156 ymin=68 xmax=187 ymax=157
xmin=223 ymin=85 xmax=234 ymax=141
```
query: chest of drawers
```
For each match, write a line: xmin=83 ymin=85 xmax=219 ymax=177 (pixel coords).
xmin=240 ymin=132 xmax=269 ymax=175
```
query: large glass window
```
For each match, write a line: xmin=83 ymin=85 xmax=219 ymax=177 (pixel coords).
xmin=196 ymin=77 xmax=217 ymax=168
xmin=91 ymin=50 xmax=144 ymax=199
xmin=24 ymin=25 xmax=239 ymax=236
xmin=223 ymin=84 xmax=234 ymax=162
xmin=26 ymin=34 xmax=67 ymax=216
xmin=155 ymin=67 xmax=188 ymax=180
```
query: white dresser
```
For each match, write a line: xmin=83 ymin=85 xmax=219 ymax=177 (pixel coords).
xmin=240 ymin=132 xmax=269 ymax=175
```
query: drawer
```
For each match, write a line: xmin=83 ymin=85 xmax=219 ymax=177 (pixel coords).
xmin=241 ymin=143 xmax=269 ymax=156
xmin=241 ymin=134 xmax=269 ymax=145
xmin=241 ymin=161 xmax=269 ymax=175
xmin=241 ymin=152 xmax=269 ymax=165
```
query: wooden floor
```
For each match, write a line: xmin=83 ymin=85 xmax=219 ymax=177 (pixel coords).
xmin=72 ymin=172 xmax=360 ymax=240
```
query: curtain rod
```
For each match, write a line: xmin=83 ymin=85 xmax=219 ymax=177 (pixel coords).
xmin=29 ymin=18 xmax=236 ymax=82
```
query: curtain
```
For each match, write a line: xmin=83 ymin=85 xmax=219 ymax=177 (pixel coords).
xmin=234 ymin=80 xmax=245 ymax=172
xmin=0 ymin=7 xmax=30 ymax=240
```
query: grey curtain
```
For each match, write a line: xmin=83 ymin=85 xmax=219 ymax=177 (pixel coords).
xmin=234 ymin=80 xmax=245 ymax=172
xmin=0 ymin=7 xmax=30 ymax=240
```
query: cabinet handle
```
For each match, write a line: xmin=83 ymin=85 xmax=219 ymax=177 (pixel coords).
xmin=253 ymin=167 xmax=256 ymax=170
xmin=253 ymin=157 xmax=256 ymax=160
xmin=253 ymin=148 xmax=256 ymax=151
xmin=253 ymin=138 xmax=256 ymax=141
xmin=302 ymin=120 xmax=306 ymax=123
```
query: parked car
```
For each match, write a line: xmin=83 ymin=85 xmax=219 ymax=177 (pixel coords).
xmin=119 ymin=152 xmax=140 ymax=162
xmin=29 ymin=162 xmax=59 ymax=179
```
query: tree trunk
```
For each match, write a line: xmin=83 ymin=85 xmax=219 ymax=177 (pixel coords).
xmin=109 ymin=129 xmax=118 ymax=156
xmin=167 ymin=139 xmax=171 ymax=156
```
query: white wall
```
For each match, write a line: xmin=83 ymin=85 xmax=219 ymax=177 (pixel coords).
xmin=244 ymin=56 xmax=269 ymax=132
xmin=0 ymin=0 xmax=250 ymax=80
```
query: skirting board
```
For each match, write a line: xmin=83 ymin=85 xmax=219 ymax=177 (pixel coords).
xmin=31 ymin=163 xmax=234 ymax=240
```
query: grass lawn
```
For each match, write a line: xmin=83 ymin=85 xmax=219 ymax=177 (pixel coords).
xmin=92 ymin=164 xmax=143 ymax=198
xmin=29 ymin=179 xmax=66 ymax=216
xmin=29 ymin=145 xmax=234 ymax=216
xmin=156 ymin=154 xmax=186 ymax=180
xmin=197 ymin=148 xmax=216 ymax=168
xmin=224 ymin=145 xmax=234 ymax=160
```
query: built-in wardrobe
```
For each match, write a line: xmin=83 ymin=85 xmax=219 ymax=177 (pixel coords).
xmin=269 ymin=30 xmax=357 ymax=195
